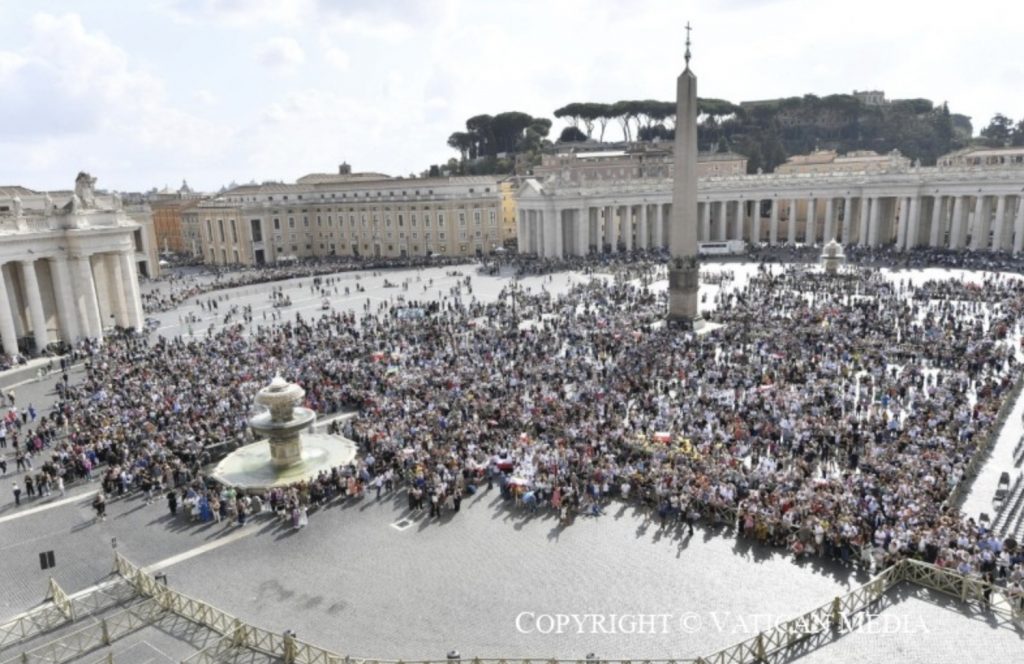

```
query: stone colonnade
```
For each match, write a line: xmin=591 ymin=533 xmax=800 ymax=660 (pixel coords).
xmin=0 ymin=250 xmax=143 ymax=357
xmin=517 ymin=187 xmax=1024 ymax=258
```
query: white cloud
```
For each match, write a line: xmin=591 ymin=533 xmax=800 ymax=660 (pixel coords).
xmin=160 ymin=0 xmax=314 ymax=27
xmin=0 ymin=12 xmax=227 ymax=188
xmin=193 ymin=89 xmax=218 ymax=105
xmin=323 ymin=46 xmax=350 ymax=71
xmin=256 ymin=37 xmax=305 ymax=72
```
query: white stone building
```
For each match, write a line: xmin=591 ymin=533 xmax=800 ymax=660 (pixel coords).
xmin=0 ymin=175 xmax=145 ymax=358
xmin=516 ymin=149 xmax=1024 ymax=256
xmin=193 ymin=171 xmax=504 ymax=266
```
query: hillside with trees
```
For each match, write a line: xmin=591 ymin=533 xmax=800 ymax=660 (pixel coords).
xmin=554 ymin=95 xmax=971 ymax=173
xmin=431 ymin=96 xmax=996 ymax=177
xmin=424 ymin=112 xmax=552 ymax=177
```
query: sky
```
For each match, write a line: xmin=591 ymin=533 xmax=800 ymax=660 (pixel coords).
xmin=0 ymin=0 xmax=1021 ymax=193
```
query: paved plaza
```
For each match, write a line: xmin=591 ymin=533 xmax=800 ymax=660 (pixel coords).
xmin=2 ymin=261 xmax=1024 ymax=662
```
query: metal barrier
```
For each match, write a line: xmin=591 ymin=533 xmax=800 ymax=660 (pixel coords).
xmin=46 ymin=578 xmax=75 ymax=622
xmin=103 ymin=553 xmax=1022 ymax=664
xmin=0 ymin=604 xmax=69 ymax=651
xmin=0 ymin=598 xmax=163 ymax=664
xmin=696 ymin=563 xmax=902 ymax=664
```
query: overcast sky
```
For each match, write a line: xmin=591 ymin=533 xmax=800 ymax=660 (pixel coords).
xmin=1 ymin=0 xmax=1021 ymax=193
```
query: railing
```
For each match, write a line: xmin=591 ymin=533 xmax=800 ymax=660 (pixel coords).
xmin=179 ymin=635 xmax=236 ymax=664
xmin=46 ymin=578 xmax=75 ymax=622
xmin=696 ymin=563 xmax=902 ymax=664
xmin=104 ymin=553 xmax=1022 ymax=664
xmin=900 ymin=559 xmax=1024 ymax=623
xmin=0 ymin=598 xmax=161 ymax=664
xmin=0 ymin=604 xmax=69 ymax=651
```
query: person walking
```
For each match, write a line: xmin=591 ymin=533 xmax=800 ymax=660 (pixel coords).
xmin=93 ymin=492 xmax=107 ymax=522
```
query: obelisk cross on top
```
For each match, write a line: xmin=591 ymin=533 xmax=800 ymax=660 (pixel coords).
xmin=684 ymin=22 xmax=692 ymax=68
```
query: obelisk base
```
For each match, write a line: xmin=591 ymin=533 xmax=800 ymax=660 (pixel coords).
xmin=667 ymin=261 xmax=701 ymax=329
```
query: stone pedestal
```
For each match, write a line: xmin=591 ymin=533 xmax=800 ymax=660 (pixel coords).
xmin=667 ymin=260 xmax=701 ymax=328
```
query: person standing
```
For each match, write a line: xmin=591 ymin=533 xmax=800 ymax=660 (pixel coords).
xmin=167 ymin=490 xmax=178 ymax=516
xmin=12 ymin=482 xmax=21 ymax=506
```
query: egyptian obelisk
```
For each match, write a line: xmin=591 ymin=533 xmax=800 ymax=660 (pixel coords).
xmin=667 ymin=23 xmax=700 ymax=326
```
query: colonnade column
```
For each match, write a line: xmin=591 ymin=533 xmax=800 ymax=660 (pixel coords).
xmin=769 ymin=199 xmax=779 ymax=246
xmin=991 ymin=196 xmax=1007 ymax=252
xmin=751 ymin=199 xmax=761 ymax=245
xmin=858 ymin=197 xmax=870 ymax=246
xmin=1014 ymin=196 xmax=1024 ymax=255
xmin=576 ymin=207 xmax=588 ymax=255
xmin=970 ymin=196 xmax=990 ymax=251
xmin=867 ymin=197 xmax=881 ymax=247
xmin=734 ymin=201 xmax=746 ymax=242
xmin=653 ymin=204 xmax=664 ymax=250
xmin=623 ymin=206 xmax=633 ymax=251
xmin=105 ymin=254 xmax=129 ymax=328
xmin=716 ymin=201 xmax=727 ymax=241
xmin=603 ymin=206 xmax=615 ymax=252
xmin=788 ymin=199 xmax=798 ymax=245
xmin=949 ymin=196 xmax=966 ymax=250
xmin=806 ymin=198 xmax=816 ymax=245
xmin=49 ymin=256 xmax=79 ymax=342
xmin=20 ymin=260 xmax=49 ymax=353
xmin=895 ymin=197 xmax=910 ymax=250
xmin=119 ymin=251 xmax=144 ymax=331
xmin=906 ymin=196 xmax=921 ymax=250
xmin=929 ymin=196 xmax=945 ymax=248
xmin=638 ymin=204 xmax=648 ymax=250
xmin=517 ymin=210 xmax=527 ymax=252
xmin=840 ymin=197 xmax=853 ymax=245
xmin=0 ymin=267 xmax=19 ymax=357
xmin=823 ymin=198 xmax=834 ymax=244
xmin=701 ymin=202 xmax=711 ymax=242
xmin=73 ymin=255 xmax=102 ymax=341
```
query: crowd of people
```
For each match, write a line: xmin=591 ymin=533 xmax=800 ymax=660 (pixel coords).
xmin=140 ymin=255 xmax=474 ymax=314
xmin=5 ymin=249 xmax=1024 ymax=613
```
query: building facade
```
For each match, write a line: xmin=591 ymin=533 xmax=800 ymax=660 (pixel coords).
xmin=194 ymin=174 xmax=503 ymax=266
xmin=515 ymin=148 xmax=1024 ymax=256
xmin=939 ymin=146 xmax=1024 ymax=168
xmin=0 ymin=176 xmax=145 ymax=358
xmin=533 ymin=144 xmax=747 ymax=183
xmin=775 ymin=149 xmax=910 ymax=175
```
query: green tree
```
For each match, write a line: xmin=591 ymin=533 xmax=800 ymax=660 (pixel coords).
xmin=981 ymin=113 xmax=1014 ymax=147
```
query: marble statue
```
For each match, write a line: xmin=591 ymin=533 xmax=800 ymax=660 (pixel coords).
xmin=74 ymin=172 xmax=98 ymax=208
xmin=11 ymin=196 xmax=22 ymax=219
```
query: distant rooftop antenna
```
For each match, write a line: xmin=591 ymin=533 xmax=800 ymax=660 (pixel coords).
xmin=684 ymin=21 xmax=692 ymax=68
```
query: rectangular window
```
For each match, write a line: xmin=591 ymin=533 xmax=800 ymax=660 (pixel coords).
xmin=251 ymin=219 xmax=263 ymax=242
xmin=230 ymin=219 xmax=238 ymax=243
xmin=489 ymin=210 xmax=496 ymax=225
xmin=217 ymin=219 xmax=225 ymax=243
xmin=459 ymin=212 xmax=466 ymax=226
xmin=473 ymin=210 xmax=481 ymax=225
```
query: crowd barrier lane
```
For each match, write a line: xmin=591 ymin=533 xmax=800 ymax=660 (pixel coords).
xmin=107 ymin=553 xmax=1020 ymax=664
xmin=0 ymin=598 xmax=161 ymax=664
xmin=946 ymin=366 xmax=1024 ymax=510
